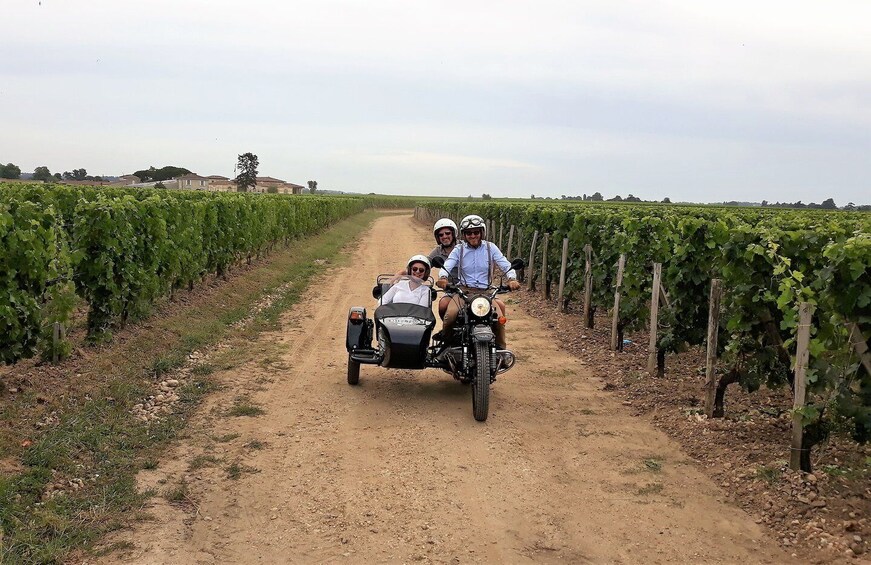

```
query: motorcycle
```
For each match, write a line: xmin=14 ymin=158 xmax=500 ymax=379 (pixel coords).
xmin=345 ymin=258 xmax=524 ymax=421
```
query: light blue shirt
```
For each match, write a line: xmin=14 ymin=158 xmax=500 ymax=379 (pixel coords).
xmin=439 ymin=241 xmax=516 ymax=289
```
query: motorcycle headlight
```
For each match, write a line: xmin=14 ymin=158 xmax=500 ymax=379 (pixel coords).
xmin=470 ymin=297 xmax=491 ymax=317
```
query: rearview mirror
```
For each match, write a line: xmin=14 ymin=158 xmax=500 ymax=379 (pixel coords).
xmin=510 ymin=258 xmax=526 ymax=270
xmin=430 ymin=256 xmax=445 ymax=269
xmin=372 ymin=284 xmax=383 ymax=299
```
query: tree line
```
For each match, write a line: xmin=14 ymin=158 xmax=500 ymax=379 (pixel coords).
xmin=1 ymin=162 xmax=104 ymax=182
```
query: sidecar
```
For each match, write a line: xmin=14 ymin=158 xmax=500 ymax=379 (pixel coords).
xmin=345 ymin=275 xmax=437 ymax=385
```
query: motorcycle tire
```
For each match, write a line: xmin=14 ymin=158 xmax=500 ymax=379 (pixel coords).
xmin=472 ymin=341 xmax=490 ymax=421
xmin=347 ymin=357 xmax=360 ymax=385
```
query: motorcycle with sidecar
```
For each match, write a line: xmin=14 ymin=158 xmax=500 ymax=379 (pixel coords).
xmin=345 ymin=258 xmax=524 ymax=421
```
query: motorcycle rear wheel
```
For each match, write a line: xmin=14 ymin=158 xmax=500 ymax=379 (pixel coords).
xmin=347 ymin=357 xmax=360 ymax=385
xmin=472 ymin=341 xmax=490 ymax=421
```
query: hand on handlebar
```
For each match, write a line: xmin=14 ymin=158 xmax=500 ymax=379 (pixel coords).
xmin=436 ymin=278 xmax=448 ymax=290
xmin=507 ymin=280 xmax=521 ymax=291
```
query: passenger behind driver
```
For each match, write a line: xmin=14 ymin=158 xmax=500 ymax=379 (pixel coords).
xmin=379 ymin=255 xmax=432 ymax=308
xmin=429 ymin=218 xmax=459 ymax=319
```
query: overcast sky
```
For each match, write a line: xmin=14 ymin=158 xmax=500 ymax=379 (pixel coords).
xmin=2 ymin=1 xmax=870 ymax=204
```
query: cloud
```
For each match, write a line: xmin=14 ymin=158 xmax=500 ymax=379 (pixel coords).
xmin=1 ymin=0 xmax=869 ymax=203
xmin=342 ymin=150 xmax=538 ymax=171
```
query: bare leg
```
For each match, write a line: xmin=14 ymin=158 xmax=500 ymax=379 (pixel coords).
xmin=438 ymin=296 xmax=451 ymax=319
xmin=493 ymin=301 xmax=507 ymax=349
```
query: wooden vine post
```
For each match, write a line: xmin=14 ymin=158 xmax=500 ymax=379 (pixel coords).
xmin=527 ymin=230 xmax=539 ymax=291
xmin=498 ymin=223 xmax=504 ymax=249
xmin=506 ymin=225 xmax=515 ymax=258
xmin=557 ymin=237 xmax=569 ymax=311
xmin=583 ymin=244 xmax=593 ymax=328
xmin=540 ymin=233 xmax=550 ymax=299
xmin=610 ymin=254 xmax=626 ymax=351
xmin=847 ymin=322 xmax=871 ymax=377
xmin=515 ymin=228 xmax=524 ymax=280
xmin=646 ymin=263 xmax=662 ymax=376
xmin=790 ymin=302 xmax=815 ymax=471
xmin=52 ymin=322 xmax=65 ymax=364
xmin=703 ymin=279 xmax=723 ymax=417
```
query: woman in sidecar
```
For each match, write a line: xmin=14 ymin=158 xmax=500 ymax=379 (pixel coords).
xmin=379 ymin=255 xmax=432 ymax=307
xmin=345 ymin=255 xmax=437 ymax=384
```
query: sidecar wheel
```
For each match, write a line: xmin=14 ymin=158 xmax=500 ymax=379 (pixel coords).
xmin=347 ymin=357 xmax=360 ymax=385
xmin=472 ymin=342 xmax=490 ymax=422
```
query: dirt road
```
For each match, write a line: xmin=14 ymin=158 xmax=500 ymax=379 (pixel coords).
xmin=101 ymin=213 xmax=791 ymax=564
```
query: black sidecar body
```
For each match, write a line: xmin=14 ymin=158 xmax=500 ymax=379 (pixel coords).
xmin=373 ymin=302 xmax=436 ymax=369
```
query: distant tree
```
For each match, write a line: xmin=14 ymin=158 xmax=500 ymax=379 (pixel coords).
xmin=72 ymin=168 xmax=88 ymax=180
xmin=530 ymin=194 xmax=535 ymax=199
xmin=482 ymin=193 xmax=492 ymax=200
xmin=307 ymin=180 xmax=318 ymax=194
xmin=662 ymin=197 xmax=671 ymax=204
xmin=608 ymin=195 xmax=623 ymax=202
xmin=820 ymin=197 xmax=836 ymax=209
xmin=134 ymin=166 xmax=158 ymax=181
xmin=53 ymin=172 xmax=62 ymax=180
xmin=844 ymin=202 xmax=856 ymax=211
xmin=235 ymin=153 xmax=259 ymax=192
xmin=32 ymin=166 xmax=52 ymax=182
xmin=154 ymin=181 xmax=166 ymax=189
xmin=625 ymin=194 xmax=642 ymax=202
xmin=761 ymin=200 xmax=768 ymax=207
xmin=267 ymin=186 xmax=279 ymax=194
xmin=134 ymin=165 xmax=191 ymax=182
xmin=62 ymin=171 xmax=74 ymax=180
xmin=590 ymin=191 xmax=603 ymax=201
xmin=0 ymin=162 xmax=22 ymax=179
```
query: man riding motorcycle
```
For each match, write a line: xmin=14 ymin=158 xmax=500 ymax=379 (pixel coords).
xmin=436 ymin=214 xmax=520 ymax=349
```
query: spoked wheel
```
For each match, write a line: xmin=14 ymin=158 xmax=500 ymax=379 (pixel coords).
xmin=472 ymin=341 xmax=491 ymax=421
xmin=347 ymin=357 xmax=360 ymax=385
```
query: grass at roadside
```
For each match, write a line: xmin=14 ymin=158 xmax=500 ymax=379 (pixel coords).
xmin=0 ymin=210 xmax=382 ymax=563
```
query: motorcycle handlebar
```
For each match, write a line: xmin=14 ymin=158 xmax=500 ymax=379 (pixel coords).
xmin=441 ymin=284 xmax=512 ymax=296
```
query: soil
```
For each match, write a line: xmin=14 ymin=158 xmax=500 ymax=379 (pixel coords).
xmin=81 ymin=213 xmax=848 ymax=564
xmin=521 ymin=294 xmax=871 ymax=563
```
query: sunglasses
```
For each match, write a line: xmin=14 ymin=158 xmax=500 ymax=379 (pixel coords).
xmin=437 ymin=230 xmax=453 ymax=237
xmin=464 ymin=229 xmax=483 ymax=236
xmin=410 ymin=266 xmax=427 ymax=273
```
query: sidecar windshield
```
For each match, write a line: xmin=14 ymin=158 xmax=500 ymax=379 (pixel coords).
xmin=375 ymin=274 xmax=434 ymax=307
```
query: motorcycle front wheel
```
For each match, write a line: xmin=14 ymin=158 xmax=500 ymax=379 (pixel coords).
xmin=472 ymin=341 xmax=490 ymax=421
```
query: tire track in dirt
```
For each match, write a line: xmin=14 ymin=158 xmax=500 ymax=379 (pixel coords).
xmin=100 ymin=213 xmax=792 ymax=564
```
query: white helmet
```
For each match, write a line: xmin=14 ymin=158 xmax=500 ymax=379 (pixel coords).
xmin=459 ymin=214 xmax=486 ymax=238
xmin=407 ymin=254 xmax=431 ymax=277
xmin=433 ymin=218 xmax=458 ymax=245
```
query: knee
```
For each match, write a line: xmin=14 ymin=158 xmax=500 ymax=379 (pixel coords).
xmin=494 ymin=299 xmax=507 ymax=317
xmin=438 ymin=301 xmax=449 ymax=319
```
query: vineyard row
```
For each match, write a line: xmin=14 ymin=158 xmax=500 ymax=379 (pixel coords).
xmin=417 ymin=202 xmax=871 ymax=470
xmin=0 ymin=183 xmax=405 ymax=364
